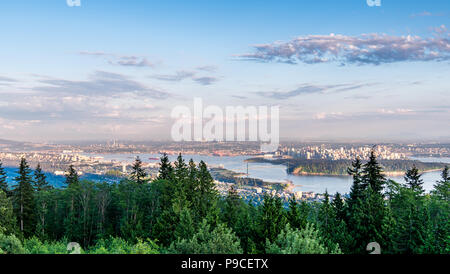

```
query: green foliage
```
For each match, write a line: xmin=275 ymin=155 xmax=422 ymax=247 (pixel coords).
xmin=421 ymin=195 xmax=450 ymax=254
xmin=33 ymin=164 xmax=52 ymax=192
xmin=404 ymin=165 xmax=424 ymax=194
xmin=286 ymin=197 xmax=305 ymax=230
xmin=23 ymin=237 xmax=69 ymax=254
xmin=362 ymin=150 xmax=386 ymax=194
xmin=89 ymin=237 xmax=159 ymax=254
xmin=0 ymin=233 xmax=26 ymax=254
xmin=0 ymin=190 xmax=17 ymax=235
xmin=1 ymin=154 xmax=448 ymax=255
xmin=256 ymin=195 xmax=286 ymax=252
xmin=432 ymin=166 xmax=449 ymax=201
xmin=65 ymin=165 xmax=79 ymax=187
xmin=12 ymin=157 xmax=36 ymax=237
xmin=158 ymin=153 xmax=173 ymax=180
xmin=318 ymin=191 xmax=341 ymax=253
xmin=130 ymin=156 xmax=147 ymax=184
xmin=168 ymin=220 xmax=242 ymax=254
xmin=266 ymin=223 xmax=339 ymax=254
xmin=347 ymin=157 xmax=363 ymax=210
xmin=0 ymin=160 xmax=8 ymax=194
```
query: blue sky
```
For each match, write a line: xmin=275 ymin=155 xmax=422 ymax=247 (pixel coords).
xmin=0 ymin=0 xmax=449 ymax=142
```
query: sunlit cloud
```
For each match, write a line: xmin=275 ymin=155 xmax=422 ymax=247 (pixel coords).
xmin=237 ymin=27 xmax=450 ymax=65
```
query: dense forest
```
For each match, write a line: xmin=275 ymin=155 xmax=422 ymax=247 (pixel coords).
xmin=0 ymin=151 xmax=448 ymax=254
xmin=246 ymin=157 xmax=446 ymax=176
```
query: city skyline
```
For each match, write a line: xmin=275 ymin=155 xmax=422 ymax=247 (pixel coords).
xmin=0 ymin=0 xmax=449 ymax=142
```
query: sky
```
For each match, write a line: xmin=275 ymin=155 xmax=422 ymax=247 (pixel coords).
xmin=0 ymin=0 xmax=449 ymax=143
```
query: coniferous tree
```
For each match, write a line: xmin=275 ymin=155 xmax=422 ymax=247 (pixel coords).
xmin=0 ymin=160 xmax=8 ymax=195
xmin=63 ymin=164 xmax=80 ymax=241
xmin=197 ymin=160 xmax=219 ymax=222
xmin=224 ymin=185 xmax=241 ymax=228
xmin=173 ymin=206 xmax=195 ymax=241
xmin=389 ymin=182 xmax=428 ymax=254
xmin=158 ymin=153 xmax=173 ymax=180
xmin=12 ymin=157 xmax=36 ymax=237
xmin=65 ymin=165 xmax=79 ymax=187
xmin=298 ymin=200 xmax=310 ymax=230
xmin=331 ymin=192 xmax=353 ymax=253
xmin=318 ymin=191 xmax=339 ymax=252
xmin=33 ymin=164 xmax=52 ymax=192
xmin=331 ymin=192 xmax=345 ymax=222
xmin=432 ymin=166 xmax=449 ymax=201
xmin=362 ymin=150 xmax=386 ymax=194
xmin=423 ymin=180 xmax=450 ymax=254
xmin=130 ymin=156 xmax=147 ymax=184
xmin=257 ymin=195 xmax=286 ymax=252
xmin=174 ymin=153 xmax=188 ymax=180
xmin=286 ymin=197 xmax=302 ymax=229
xmin=186 ymin=159 xmax=199 ymax=205
xmin=0 ymin=190 xmax=17 ymax=235
xmin=404 ymin=165 xmax=424 ymax=193
xmin=347 ymin=157 xmax=363 ymax=210
xmin=347 ymin=152 xmax=392 ymax=253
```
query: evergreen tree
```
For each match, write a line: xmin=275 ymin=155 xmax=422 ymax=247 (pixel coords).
xmin=347 ymin=157 xmax=364 ymax=210
xmin=0 ymin=160 xmax=8 ymax=195
xmin=389 ymin=183 xmax=428 ymax=254
xmin=286 ymin=197 xmax=304 ymax=229
xmin=197 ymin=161 xmax=219 ymax=222
xmin=130 ymin=156 xmax=147 ymax=184
xmin=318 ymin=191 xmax=340 ymax=252
xmin=158 ymin=153 xmax=173 ymax=180
xmin=65 ymin=165 xmax=79 ymax=187
xmin=186 ymin=159 xmax=199 ymax=205
xmin=347 ymin=151 xmax=393 ymax=253
xmin=362 ymin=150 xmax=386 ymax=194
xmin=63 ymin=165 xmax=80 ymax=241
xmin=12 ymin=157 xmax=36 ymax=237
xmin=297 ymin=200 xmax=310 ymax=230
xmin=422 ymin=191 xmax=449 ymax=254
xmin=224 ymin=185 xmax=241 ymax=228
xmin=0 ymin=190 xmax=16 ymax=235
xmin=33 ymin=164 xmax=52 ymax=192
xmin=404 ymin=165 xmax=424 ymax=193
xmin=331 ymin=192 xmax=345 ymax=222
xmin=257 ymin=195 xmax=286 ymax=252
xmin=432 ymin=166 xmax=449 ymax=201
xmin=174 ymin=153 xmax=188 ymax=181
xmin=286 ymin=197 xmax=310 ymax=229
xmin=35 ymin=190 xmax=51 ymax=239
xmin=173 ymin=206 xmax=195 ymax=241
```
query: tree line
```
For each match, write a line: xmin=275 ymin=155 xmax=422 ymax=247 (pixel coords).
xmin=0 ymin=151 xmax=448 ymax=254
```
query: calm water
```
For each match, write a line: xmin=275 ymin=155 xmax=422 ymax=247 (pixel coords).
xmin=84 ymin=153 xmax=449 ymax=194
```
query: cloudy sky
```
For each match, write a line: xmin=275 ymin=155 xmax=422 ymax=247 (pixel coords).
xmin=0 ymin=0 xmax=449 ymax=142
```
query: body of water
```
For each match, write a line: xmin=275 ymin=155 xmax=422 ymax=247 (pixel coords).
xmin=84 ymin=153 xmax=449 ymax=195
xmin=3 ymin=167 xmax=120 ymax=188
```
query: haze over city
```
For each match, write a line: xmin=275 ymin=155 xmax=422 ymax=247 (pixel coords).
xmin=0 ymin=0 xmax=449 ymax=142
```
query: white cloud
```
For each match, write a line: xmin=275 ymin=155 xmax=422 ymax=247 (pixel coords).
xmin=237 ymin=28 xmax=450 ymax=65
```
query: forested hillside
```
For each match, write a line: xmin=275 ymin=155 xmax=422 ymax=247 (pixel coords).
xmin=0 ymin=152 xmax=449 ymax=254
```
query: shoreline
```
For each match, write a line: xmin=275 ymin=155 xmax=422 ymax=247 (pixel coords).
xmin=291 ymin=168 xmax=443 ymax=177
